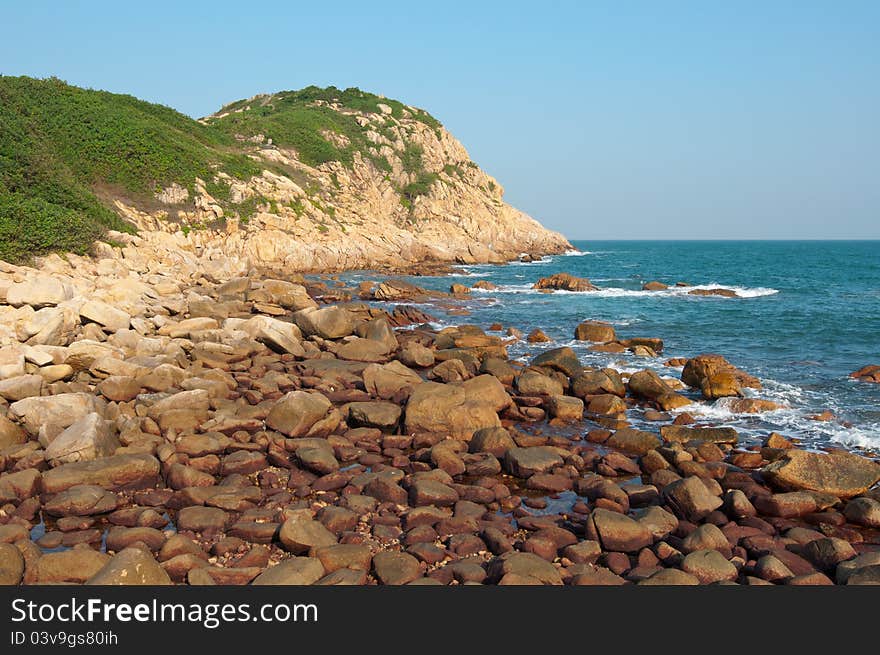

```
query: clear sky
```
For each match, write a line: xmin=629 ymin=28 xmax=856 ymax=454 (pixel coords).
xmin=2 ymin=1 xmax=878 ymax=239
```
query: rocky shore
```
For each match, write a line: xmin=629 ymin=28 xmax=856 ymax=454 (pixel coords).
xmin=1 ymin=250 xmax=879 ymax=587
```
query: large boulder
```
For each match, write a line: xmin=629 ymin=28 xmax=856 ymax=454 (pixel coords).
xmin=6 ymin=276 xmax=74 ymax=308
xmin=606 ymin=428 xmax=661 ymax=455
xmin=346 ymin=401 xmax=402 ymax=430
xmin=363 ymin=360 xmax=423 ymax=399
xmin=9 ymin=392 xmax=106 ymax=443
xmin=574 ymin=321 xmax=615 ymax=342
xmin=44 ymin=484 xmax=119 ymax=516
xmin=530 ymin=347 xmax=582 ymax=377
xmin=533 ymin=273 xmax=597 ymax=292
xmin=681 ymin=353 xmax=761 ymax=399
xmin=293 ymin=307 xmax=355 ymax=339
xmin=254 ymin=280 xmax=317 ymax=311
xmin=571 ymin=370 xmax=625 ymax=397
xmin=41 ymin=453 xmax=161 ymax=493
xmin=660 ymin=425 xmax=738 ymax=445
xmin=44 ymin=412 xmax=119 ymax=466
xmin=762 ymin=449 xmax=880 ymax=499
xmin=266 ymin=391 xmax=340 ymax=438
xmin=663 ymin=476 xmax=723 ymax=522
xmin=404 ymin=378 xmax=506 ymax=439
xmin=628 ymin=370 xmax=691 ymax=410
xmin=237 ymin=316 xmax=304 ymax=356
xmin=586 ymin=508 xmax=653 ymax=553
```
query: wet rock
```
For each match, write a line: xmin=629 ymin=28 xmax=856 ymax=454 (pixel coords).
xmin=574 ymin=320 xmax=615 ymax=342
xmin=279 ymin=517 xmax=338 ymax=554
xmin=586 ymin=508 xmax=653 ymax=553
xmin=372 ymin=551 xmax=422 ymax=585
xmin=638 ymin=568 xmax=700 ymax=585
xmin=762 ymin=449 xmax=880 ymax=498
xmin=572 ymin=370 xmax=625 ymax=398
xmin=44 ymin=412 xmax=118 ymax=466
xmin=586 ymin=394 xmax=627 ymax=416
xmin=680 ymin=524 xmax=730 ymax=554
xmin=546 ymin=395 xmax=584 ymax=421
xmin=681 ymin=549 xmax=738 ymax=583
xmin=44 ymin=484 xmax=119 ymax=516
xmin=642 ymin=281 xmax=669 ymax=291
xmin=252 ymin=557 xmax=325 ymax=585
xmin=533 ymin=273 xmax=597 ymax=292
xmin=681 ymin=353 xmax=760 ymax=399
xmin=409 ymin=478 xmax=459 ymax=507
xmin=0 ymin=543 xmax=25 ymax=584
xmin=836 ymin=552 xmax=880 ymax=584
xmin=177 ymin=506 xmax=229 ymax=533
xmin=86 ymin=547 xmax=171 ymax=585
xmin=41 ymin=453 xmax=160 ymax=493
xmin=266 ymin=391 xmax=339 ymax=438
xmin=803 ymin=537 xmax=856 ymax=571
xmin=850 ymin=365 xmax=880 ymax=383
xmin=526 ymin=329 xmax=551 ymax=343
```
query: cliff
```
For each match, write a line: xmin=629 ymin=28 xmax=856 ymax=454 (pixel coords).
xmin=0 ymin=77 xmax=570 ymax=270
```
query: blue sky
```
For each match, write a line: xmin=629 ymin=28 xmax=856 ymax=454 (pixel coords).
xmin=2 ymin=1 xmax=878 ymax=239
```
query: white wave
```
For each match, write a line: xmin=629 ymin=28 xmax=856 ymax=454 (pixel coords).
xmin=562 ymin=249 xmax=593 ymax=256
xmin=471 ymin=282 xmax=778 ymax=299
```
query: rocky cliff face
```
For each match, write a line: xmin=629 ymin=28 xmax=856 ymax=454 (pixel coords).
xmin=112 ymin=90 xmax=570 ymax=272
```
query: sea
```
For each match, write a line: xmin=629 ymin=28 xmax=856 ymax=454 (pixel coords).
xmin=339 ymin=240 xmax=880 ymax=454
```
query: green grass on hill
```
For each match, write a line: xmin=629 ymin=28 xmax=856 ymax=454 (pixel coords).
xmin=0 ymin=76 xmax=261 ymax=262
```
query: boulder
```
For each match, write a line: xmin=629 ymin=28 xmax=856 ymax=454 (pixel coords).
xmin=850 ymin=365 xmax=880 ymax=383
xmin=516 ymin=369 xmax=564 ymax=396
xmin=293 ymin=306 xmax=355 ymax=339
xmin=279 ymin=517 xmax=338 ymax=554
xmin=404 ymin=380 xmax=502 ymax=439
xmin=44 ymin=484 xmax=119 ymax=516
xmin=41 ymin=453 xmax=160 ymax=493
xmin=586 ymin=508 xmax=653 ymax=552
xmin=503 ymin=447 xmax=564 ymax=477
xmin=86 ymin=547 xmax=172 ymax=585
xmin=346 ymin=401 xmax=402 ymax=430
xmin=363 ymin=360 xmax=423 ymax=399
xmin=33 ymin=548 xmax=110 ymax=584
xmin=533 ymin=273 xmax=597 ymax=292
xmin=574 ymin=320 xmax=615 ymax=342
xmin=844 ymin=497 xmax=880 ymax=528
xmin=44 ymin=412 xmax=119 ymax=465
xmin=663 ymin=476 xmax=723 ymax=522
xmin=642 ymin=281 xmax=668 ymax=291
xmin=266 ymin=391 xmax=339 ymax=438
xmin=469 ymin=427 xmax=516 ymax=457
xmin=681 ymin=550 xmax=738 ymax=583
xmin=372 ymin=551 xmax=422 ymax=585
xmin=336 ymin=338 xmax=391 ymax=362
xmin=606 ymin=428 xmax=660 ymax=455
xmin=9 ymin=392 xmax=105 ymax=441
xmin=660 ymin=425 xmax=738 ymax=445
xmin=252 ymin=557 xmax=325 ymax=585
xmin=0 ymin=543 xmax=24 ymax=585
xmin=0 ymin=374 xmax=43 ymax=401
xmin=530 ymin=347 xmax=582 ymax=377
xmin=681 ymin=353 xmax=760 ymax=399
xmin=6 ymin=276 xmax=73 ymax=308
xmin=546 ymin=395 xmax=584 ymax=420
xmin=762 ymin=449 xmax=880 ymax=499
xmin=571 ymin=370 xmax=625 ymax=397
xmin=79 ymin=300 xmax=131 ymax=332
xmin=239 ymin=315 xmax=304 ymax=356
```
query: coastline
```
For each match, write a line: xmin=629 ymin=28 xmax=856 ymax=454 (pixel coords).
xmin=0 ymin=240 xmax=878 ymax=586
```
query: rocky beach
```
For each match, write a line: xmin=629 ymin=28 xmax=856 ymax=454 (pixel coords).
xmin=0 ymin=237 xmax=878 ymax=587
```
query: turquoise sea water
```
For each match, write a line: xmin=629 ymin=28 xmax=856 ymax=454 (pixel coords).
xmin=341 ymin=240 xmax=880 ymax=452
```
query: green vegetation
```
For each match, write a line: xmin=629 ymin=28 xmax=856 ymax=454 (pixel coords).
xmin=0 ymin=75 xmax=261 ymax=261
xmin=0 ymin=77 xmax=452 ymax=262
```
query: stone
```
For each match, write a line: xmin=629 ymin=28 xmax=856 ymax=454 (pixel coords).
xmin=86 ymin=547 xmax=172 ymax=585
xmin=177 ymin=506 xmax=229 ymax=533
xmin=503 ymin=446 xmax=564 ymax=477
xmin=587 ymin=508 xmax=653 ymax=552
xmin=41 ymin=453 xmax=160 ymax=493
xmin=680 ymin=523 xmax=730 ymax=554
xmin=404 ymin=379 xmax=502 ymax=439
xmin=516 ymin=369 xmax=564 ymax=396
xmin=0 ymin=415 xmax=27 ymax=448
xmin=240 ymin=315 xmax=304 ymax=356
xmin=642 ymin=281 xmax=669 ymax=291
xmin=574 ymin=320 xmax=615 ymax=342
xmin=80 ymin=300 xmax=131 ymax=332
xmin=279 ymin=517 xmax=338 ymax=554
xmin=530 ymin=346 xmax=582 ymax=377
xmin=762 ymin=449 xmax=880 ymax=498
xmin=296 ymin=446 xmax=339 ymax=475
xmin=844 ymin=497 xmax=880 ymax=527
xmin=681 ymin=353 xmax=760 ymax=399
xmin=44 ymin=484 xmax=119 ymax=516
xmin=372 ymin=551 xmax=422 ymax=585
xmin=363 ymin=360 xmax=423 ymax=399
xmin=661 ymin=425 xmax=738 ymax=445
xmin=9 ymin=392 xmax=105 ymax=440
xmin=33 ymin=548 xmax=110 ymax=584
xmin=0 ymin=374 xmax=43 ymax=401
xmin=681 ymin=550 xmax=738 ymax=584
xmin=607 ymin=428 xmax=661 ymax=456
xmin=487 ymin=551 xmax=563 ymax=585
xmin=252 ymin=557 xmax=325 ymax=585
xmin=408 ymin=478 xmax=459 ymax=506
xmin=469 ymin=426 xmax=516 ymax=457
xmin=546 ymin=395 xmax=584 ymax=421
xmin=6 ymin=276 xmax=73 ymax=308
xmin=347 ymin=401 xmax=402 ymax=430
xmin=663 ymin=477 xmax=723 ymax=522
xmin=314 ymin=544 xmax=372 ymax=572
xmin=586 ymin=394 xmax=627 ymax=416
xmin=0 ymin=543 xmax=25 ymax=584
xmin=639 ymin=569 xmax=700 ymax=585
xmin=266 ymin=391 xmax=338 ymax=438
xmin=634 ymin=506 xmax=679 ymax=540
xmin=398 ymin=342 xmax=434 ymax=368
xmin=293 ymin=306 xmax=355 ymax=339
xmin=97 ymin=376 xmax=141 ymax=402
xmin=803 ymin=537 xmax=856 ymax=571
xmin=44 ymin=412 xmax=119 ymax=465
xmin=337 ymin=338 xmax=391 ymax=363
xmin=533 ymin=273 xmax=597 ymax=292
xmin=572 ymin=370 xmax=625 ymax=397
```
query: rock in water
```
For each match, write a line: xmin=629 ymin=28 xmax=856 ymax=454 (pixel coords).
xmin=533 ymin=273 xmax=597 ymax=292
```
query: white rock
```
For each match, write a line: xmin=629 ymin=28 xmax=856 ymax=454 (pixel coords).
xmin=6 ymin=277 xmax=74 ymax=308
xmin=79 ymin=300 xmax=131 ymax=332
xmin=44 ymin=412 xmax=119 ymax=466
